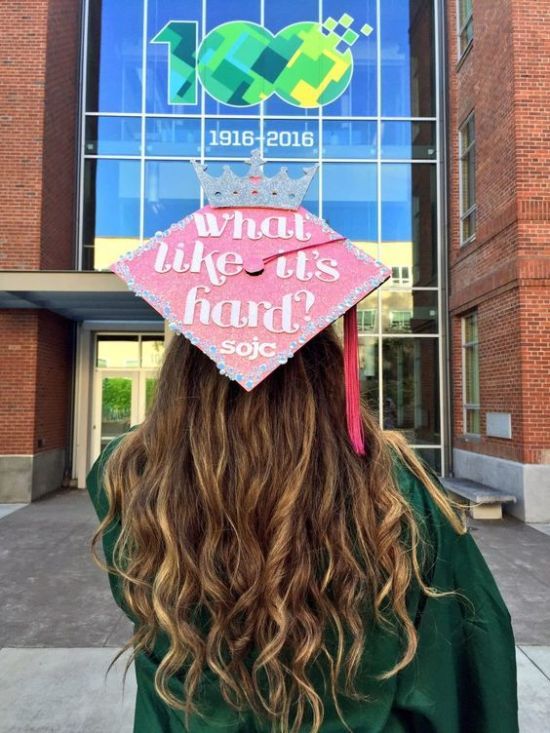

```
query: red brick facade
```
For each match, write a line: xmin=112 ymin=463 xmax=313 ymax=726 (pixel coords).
xmin=0 ymin=0 xmax=79 ymax=467
xmin=447 ymin=0 xmax=550 ymax=467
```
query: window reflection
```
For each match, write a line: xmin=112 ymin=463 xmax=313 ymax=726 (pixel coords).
xmin=85 ymin=117 xmax=142 ymax=156
xmin=322 ymin=0 xmax=377 ymax=117
xmin=381 ymin=121 xmax=436 ymax=160
xmin=382 ymin=291 xmax=438 ymax=334
xmin=146 ymin=118 xmax=201 ymax=156
xmin=383 ymin=337 xmax=440 ymax=444
xmin=380 ymin=164 xmax=437 ymax=287
xmin=97 ymin=336 xmax=140 ymax=368
xmin=359 ymin=336 xmax=379 ymax=417
xmin=83 ymin=160 xmax=141 ymax=271
xmin=323 ymin=121 xmax=377 ymax=159
xmin=380 ymin=0 xmax=434 ymax=117
xmin=86 ymin=0 xmax=143 ymax=112
xmin=144 ymin=162 xmax=200 ymax=237
xmin=323 ymin=163 xmax=376 ymax=241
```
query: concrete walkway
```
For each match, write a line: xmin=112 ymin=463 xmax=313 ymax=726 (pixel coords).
xmin=0 ymin=490 xmax=549 ymax=732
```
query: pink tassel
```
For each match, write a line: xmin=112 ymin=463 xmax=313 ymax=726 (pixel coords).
xmin=343 ymin=305 xmax=366 ymax=456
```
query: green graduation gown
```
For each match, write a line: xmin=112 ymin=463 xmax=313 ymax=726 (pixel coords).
xmin=86 ymin=434 xmax=518 ymax=733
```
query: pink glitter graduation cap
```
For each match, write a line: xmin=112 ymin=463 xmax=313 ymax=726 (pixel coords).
xmin=111 ymin=151 xmax=391 ymax=455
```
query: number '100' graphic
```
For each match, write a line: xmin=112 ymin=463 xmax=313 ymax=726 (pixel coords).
xmin=152 ymin=15 xmax=373 ymax=109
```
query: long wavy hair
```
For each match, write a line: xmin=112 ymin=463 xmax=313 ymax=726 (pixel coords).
xmin=92 ymin=326 xmax=465 ymax=733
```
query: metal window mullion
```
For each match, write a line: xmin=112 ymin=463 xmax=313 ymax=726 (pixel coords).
xmin=77 ymin=0 xmax=91 ymax=270
xmin=318 ymin=0 xmax=323 ymax=220
xmin=139 ymin=0 xmax=148 ymax=245
xmin=376 ymin=0 xmax=384 ymax=431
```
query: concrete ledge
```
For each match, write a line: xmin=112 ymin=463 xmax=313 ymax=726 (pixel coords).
xmin=453 ymin=448 xmax=550 ymax=522
xmin=0 ymin=449 xmax=65 ymax=502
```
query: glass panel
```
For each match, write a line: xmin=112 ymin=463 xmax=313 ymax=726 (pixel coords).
xmin=322 ymin=121 xmax=377 ymax=159
xmin=357 ymin=291 xmax=378 ymax=334
xmin=100 ymin=377 xmax=133 ymax=451
xmin=144 ymin=161 xmax=201 ymax=237
xmin=97 ymin=336 xmax=140 ymax=368
xmin=359 ymin=336 xmax=379 ymax=418
xmin=141 ymin=337 xmax=165 ymax=368
xmin=463 ymin=312 xmax=478 ymax=343
xmin=382 ymin=290 xmax=438 ymax=334
xmin=321 ymin=0 xmax=377 ymax=117
xmin=85 ymin=117 xmax=142 ymax=155
xmin=381 ymin=122 xmax=436 ymax=160
xmin=145 ymin=118 xmax=201 ymax=156
xmin=464 ymin=344 xmax=479 ymax=404
xmin=263 ymin=120 xmax=319 ymax=159
xmin=466 ymin=408 xmax=480 ymax=435
xmin=147 ymin=0 xmax=203 ymax=114
xmin=380 ymin=164 xmax=437 ymax=287
xmin=86 ymin=0 xmax=143 ymax=112
xmin=145 ymin=377 xmax=158 ymax=413
xmin=205 ymin=119 xmax=261 ymax=158
xmin=380 ymin=0 xmax=434 ymax=117
xmin=83 ymin=159 xmax=141 ymax=271
xmin=414 ymin=447 xmax=442 ymax=474
xmin=323 ymin=163 xmax=376 ymax=242
xmin=383 ymin=337 xmax=440 ymax=444
xmin=263 ymin=0 xmax=325 ymax=117
xmin=204 ymin=0 xmax=262 ymax=116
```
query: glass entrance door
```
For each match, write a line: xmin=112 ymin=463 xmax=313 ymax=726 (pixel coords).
xmin=92 ymin=370 xmax=158 ymax=462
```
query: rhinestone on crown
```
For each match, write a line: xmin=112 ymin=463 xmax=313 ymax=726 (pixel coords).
xmin=191 ymin=150 xmax=318 ymax=210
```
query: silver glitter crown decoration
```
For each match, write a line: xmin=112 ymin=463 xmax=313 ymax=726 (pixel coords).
xmin=191 ymin=150 xmax=318 ymax=210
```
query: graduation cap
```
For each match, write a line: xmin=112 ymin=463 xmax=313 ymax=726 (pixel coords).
xmin=111 ymin=151 xmax=391 ymax=455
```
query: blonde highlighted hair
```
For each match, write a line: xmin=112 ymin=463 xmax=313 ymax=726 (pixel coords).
xmin=92 ymin=326 xmax=465 ymax=733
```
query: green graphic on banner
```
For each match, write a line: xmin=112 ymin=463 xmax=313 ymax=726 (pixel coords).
xmin=152 ymin=14 xmax=373 ymax=108
xmin=151 ymin=21 xmax=198 ymax=105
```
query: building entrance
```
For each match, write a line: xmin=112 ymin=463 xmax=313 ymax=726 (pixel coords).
xmin=92 ymin=370 xmax=157 ymax=458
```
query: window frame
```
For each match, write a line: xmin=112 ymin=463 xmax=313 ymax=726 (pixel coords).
xmin=461 ymin=312 xmax=480 ymax=437
xmin=457 ymin=0 xmax=474 ymax=59
xmin=459 ymin=112 xmax=476 ymax=246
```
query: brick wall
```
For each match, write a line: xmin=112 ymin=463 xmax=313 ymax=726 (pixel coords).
xmin=447 ymin=0 xmax=550 ymax=466
xmin=0 ymin=310 xmax=72 ymax=456
xmin=0 ymin=0 xmax=80 ymax=271
xmin=0 ymin=0 xmax=79 ymax=467
xmin=0 ymin=311 xmax=39 ymax=454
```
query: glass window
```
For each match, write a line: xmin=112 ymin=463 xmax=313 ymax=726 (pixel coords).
xmin=205 ymin=119 xmax=261 ymax=158
xmin=380 ymin=164 xmax=437 ymax=287
xmin=86 ymin=0 xmax=143 ymax=112
xmin=320 ymin=0 xmax=377 ymax=117
xmin=358 ymin=336 xmax=379 ymax=417
xmin=83 ymin=159 xmax=141 ymax=271
xmin=459 ymin=113 xmax=476 ymax=244
xmin=323 ymin=121 xmax=377 ymax=159
xmin=144 ymin=161 xmax=200 ymax=237
xmin=462 ymin=312 xmax=480 ymax=435
xmin=414 ymin=447 xmax=441 ymax=474
xmin=323 ymin=163 xmax=376 ymax=241
xmin=262 ymin=0 xmax=317 ymax=115
xmin=263 ymin=120 xmax=319 ymax=159
xmin=96 ymin=335 xmax=140 ymax=368
xmin=85 ymin=117 xmax=142 ymax=156
xmin=147 ymin=0 xmax=203 ymax=114
xmin=382 ymin=290 xmax=438 ymax=334
xmin=458 ymin=0 xmax=473 ymax=57
xmin=381 ymin=122 xmax=436 ymax=160
xmin=380 ymin=0 xmax=434 ymax=117
xmin=145 ymin=118 xmax=201 ymax=157
xmin=383 ymin=337 xmax=440 ymax=444
xmin=141 ymin=336 xmax=165 ymax=368
xmin=357 ymin=291 xmax=378 ymax=333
